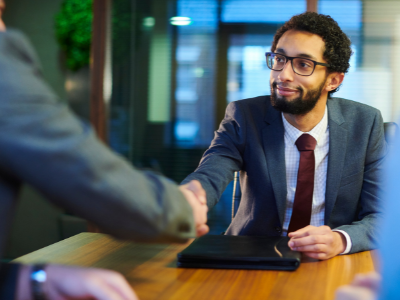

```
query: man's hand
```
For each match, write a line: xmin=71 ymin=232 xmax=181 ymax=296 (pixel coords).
xmin=335 ymin=272 xmax=380 ymax=300
xmin=17 ymin=264 xmax=138 ymax=300
xmin=288 ymin=225 xmax=346 ymax=260
xmin=179 ymin=180 xmax=209 ymax=237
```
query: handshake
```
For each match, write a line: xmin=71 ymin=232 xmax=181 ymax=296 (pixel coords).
xmin=179 ymin=180 xmax=209 ymax=237
xmin=15 ymin=180 xmax=210 ymax=300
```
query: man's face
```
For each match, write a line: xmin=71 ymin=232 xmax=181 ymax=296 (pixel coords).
xmin=269 ymin=29 xmax=329 ymax=115
xmin=0 ymin=0 xmax=5 ymax=32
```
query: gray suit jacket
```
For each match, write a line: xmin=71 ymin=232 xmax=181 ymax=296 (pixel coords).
xmin=183 ymin=95 xmax=387 ymax=254
xmin=0 ymin=29 xmax=195 ymax=282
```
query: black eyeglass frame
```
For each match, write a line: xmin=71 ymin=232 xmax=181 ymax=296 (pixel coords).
xmin=265 ymin=52 xmax=330 ymax=76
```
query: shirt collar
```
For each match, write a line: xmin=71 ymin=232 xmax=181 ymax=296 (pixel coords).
xmin=282 ymin=106 xmax=328 ymax=146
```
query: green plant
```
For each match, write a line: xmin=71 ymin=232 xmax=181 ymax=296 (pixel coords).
xmin=55 ymin=0 xmax=93 ymax=71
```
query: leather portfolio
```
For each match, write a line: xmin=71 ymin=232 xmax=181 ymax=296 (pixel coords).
xmin=177 ymin=235 xmax=301 ymax=271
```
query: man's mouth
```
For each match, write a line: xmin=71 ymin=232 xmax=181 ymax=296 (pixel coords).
xmin=276 ymin=86 xmax=299 ymax=97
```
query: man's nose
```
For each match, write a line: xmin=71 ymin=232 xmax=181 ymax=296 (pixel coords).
xmin=278 ymin=60 xmax=295 ymax=82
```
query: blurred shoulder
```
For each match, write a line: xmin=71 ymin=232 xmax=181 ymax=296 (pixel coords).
xmin=0 ymin=28 xmax=41 ymax=70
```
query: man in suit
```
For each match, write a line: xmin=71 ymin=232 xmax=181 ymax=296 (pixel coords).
xmin=182 ymin=12 xmax=386 ymax=260
xmin=0 ymin=6 xmax=208 ymax=300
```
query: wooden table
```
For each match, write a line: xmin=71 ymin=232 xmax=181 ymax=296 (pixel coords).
xmin=14 ymin=233 xmax=379 ymax=300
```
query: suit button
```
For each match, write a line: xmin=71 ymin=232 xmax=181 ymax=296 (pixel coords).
xmin=275 ymin=227 xmax=282 ymax=233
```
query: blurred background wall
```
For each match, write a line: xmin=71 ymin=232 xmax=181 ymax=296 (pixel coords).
xmin=3 ymin=0 xmax=400 ymax=259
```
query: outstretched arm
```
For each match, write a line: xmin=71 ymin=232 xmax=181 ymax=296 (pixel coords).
xmin=182 ymin=101 xmax=247 ymax=209
xmin=0 ymin=30 xmax=201 ymax=243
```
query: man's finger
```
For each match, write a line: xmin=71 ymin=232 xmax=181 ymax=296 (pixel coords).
xmin=289 ymin=234 xmax=328 ymax=248
xmin=302 ymin=252 xmax=328 ymax=260
xmin=291 ymin=243 xmax=328 ymax=253
xmin=181 ymin=181 xmax=207 ymax=205
xmin=196 ymin=224 xmax=209 ymax=237
xmin=107 ymin=273 xmax=139 ymax=300
xmin=289 ymin=225 xmax=331 ymax=239
xmin=88 ymin=283 xmax=127 ymax=300
xmin=288 ymin=225 xmax=316 ymax=238
xmin=187 ymin=180 xmax=207 ymax=204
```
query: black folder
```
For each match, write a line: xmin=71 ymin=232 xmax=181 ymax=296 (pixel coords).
xmin=177 ymin=235 xmax=301 ymax=271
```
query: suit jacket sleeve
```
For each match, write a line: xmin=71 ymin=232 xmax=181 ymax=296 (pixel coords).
xmin=335 ymin=109 xmax=387 ymax=253
xmin=0 ymin=30 xmax=195 ymax=244
xmin=182 ymin=101 xmax=246 ymax=209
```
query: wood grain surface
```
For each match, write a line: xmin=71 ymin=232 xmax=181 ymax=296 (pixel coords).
xmin=14 ymin=233 xmax=378 ymax=300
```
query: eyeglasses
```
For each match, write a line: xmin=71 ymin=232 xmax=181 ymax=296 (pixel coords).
xmin=265 ymin=52 xmax=330 ymax=76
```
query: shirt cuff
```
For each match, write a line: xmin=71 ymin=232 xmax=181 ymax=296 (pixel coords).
xmin=333 ymin=229 xmax=352 ymax=254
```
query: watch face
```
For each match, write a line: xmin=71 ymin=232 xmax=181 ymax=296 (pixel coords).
xmin=31 ymin=265 xmax=47 ymax=300
xmin=32 ymin=269 xmax=47 ymax=282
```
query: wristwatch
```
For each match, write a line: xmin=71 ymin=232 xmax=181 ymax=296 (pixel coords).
xmin=30 ymin=264 xmax=47 ymax=300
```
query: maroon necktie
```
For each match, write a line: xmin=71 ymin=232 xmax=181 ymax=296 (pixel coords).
xmin=288 ymin=134 xmax=317 ymax=233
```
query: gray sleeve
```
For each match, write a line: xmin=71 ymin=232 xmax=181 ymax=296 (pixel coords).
xmin=335 ymin=110 xmax=387 ymax=253
xmin=182 ymin=101 xmax=246 ymax=209
xmin=0 ymin=30 xmax=195 ymax=243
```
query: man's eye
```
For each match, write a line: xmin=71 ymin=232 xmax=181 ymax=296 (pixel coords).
xmin=297 ymin=60 xmax=312 ymax=68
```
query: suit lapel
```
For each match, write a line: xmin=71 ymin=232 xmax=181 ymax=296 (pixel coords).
xmin=325 ymin=100 xmax=347 ymax=224
xmin=262 ymin=102 xmax=287 ymax=226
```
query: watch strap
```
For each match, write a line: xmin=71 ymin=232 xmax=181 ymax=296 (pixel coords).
xmin=30 ymin=264 xmax=47 ymax=300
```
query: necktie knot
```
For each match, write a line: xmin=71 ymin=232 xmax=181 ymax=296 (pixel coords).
xmin=295 ymin=134 xmax=316 ymax=151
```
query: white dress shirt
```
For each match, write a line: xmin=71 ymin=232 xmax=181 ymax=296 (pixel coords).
xmin=281 ymin=107 xmax=352 ymax=254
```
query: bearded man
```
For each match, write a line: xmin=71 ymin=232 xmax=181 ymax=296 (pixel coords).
xmin=182 ymin=12 xmax=386 ymax=260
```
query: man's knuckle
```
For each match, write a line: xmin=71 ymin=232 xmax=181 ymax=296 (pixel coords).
xmin=87 ymin=276 xmax=101 ymax=288
xmin=108 ymin=272 xmax=124 ymax=282
xmin=308 ymin=253 xmax=317 ymax=259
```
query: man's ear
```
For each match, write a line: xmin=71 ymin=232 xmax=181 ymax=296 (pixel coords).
xmin=325 ymin=72 xmax=344 ymax=92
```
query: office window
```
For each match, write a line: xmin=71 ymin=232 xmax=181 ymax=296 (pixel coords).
xmin=222 ymin=0 xmax=306 ymax=23
xmin=173 ymin=0 xmax=218 ymax=147
xmin=320 ymin=0 xmax=400 ymax=122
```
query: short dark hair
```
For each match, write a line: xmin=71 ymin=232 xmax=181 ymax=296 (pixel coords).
xmin=271 ymin=12 xmax=352 ymax=97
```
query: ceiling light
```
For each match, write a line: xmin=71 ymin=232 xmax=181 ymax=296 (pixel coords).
xmin=170 ymin=16 xmax=192 ymax=26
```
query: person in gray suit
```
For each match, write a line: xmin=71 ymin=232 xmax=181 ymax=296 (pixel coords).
xmin=0 ymin=7 xmax=208 ymax=300
xmin=182 ymin=12 xmax=386 ymax=260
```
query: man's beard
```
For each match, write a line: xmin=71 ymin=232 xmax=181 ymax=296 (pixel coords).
xmin=270 ymin=81 xmax=325 ymax=115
